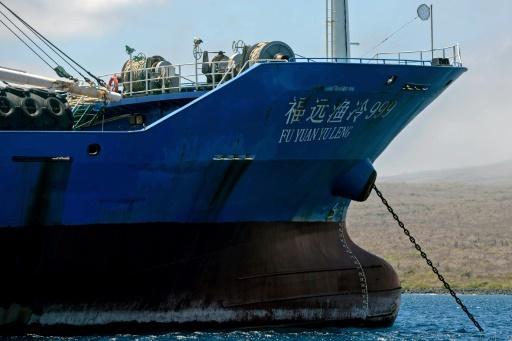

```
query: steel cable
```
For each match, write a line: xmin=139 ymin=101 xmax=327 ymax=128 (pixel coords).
xmin=362 ymin=16 xmax=418 ymax=58
xmin=0 ymin=1 xmax=103 ymax=85
xmin=0 ymin=17 xmax=54 ymax=71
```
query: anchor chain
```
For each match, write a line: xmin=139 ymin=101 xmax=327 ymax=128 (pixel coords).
xmin=338 ymin=223 xmax=369 ymax=318
xmin=372 ymin=185 xmax=484 ymax=332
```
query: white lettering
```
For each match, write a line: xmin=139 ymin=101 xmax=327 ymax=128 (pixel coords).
xmin=278 ymin=126 xmax=353 ymax=144
xmin=285 ymin=97 xmax=307 ymax=125
xmin=306 ymin=98 xmax=330 ymax=124
xmin=278 ymin=129 xmax=294 ymax=144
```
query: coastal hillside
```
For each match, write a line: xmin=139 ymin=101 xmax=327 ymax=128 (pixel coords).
xmin=347 ymin=161 xmax=512 ymax=291
xmin=382 ymin=159 xmax=512 ymax=185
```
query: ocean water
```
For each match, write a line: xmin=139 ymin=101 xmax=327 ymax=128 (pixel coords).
xmin=21 ymin=294 xmax=512 ymax=341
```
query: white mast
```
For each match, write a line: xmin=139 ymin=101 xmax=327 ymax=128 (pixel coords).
xmin=327 ymin=0 xmax=351 ymax=59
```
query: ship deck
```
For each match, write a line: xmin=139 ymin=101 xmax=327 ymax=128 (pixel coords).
xmin=70 ymin=45 xmax=463 ymax=131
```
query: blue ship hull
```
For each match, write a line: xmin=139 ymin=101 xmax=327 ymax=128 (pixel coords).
xmin=0 ymin=62 xmax=465 ymax=226
xmin=0 ymin=61 xmax=465 ymax=333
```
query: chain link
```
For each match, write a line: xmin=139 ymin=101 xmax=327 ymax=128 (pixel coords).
xmin=338 ymin=223 xmax=369 ymax=318
xmin=373 ymin=185 xmax=484 ymax=332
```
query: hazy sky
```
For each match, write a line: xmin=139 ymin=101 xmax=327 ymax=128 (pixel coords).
xmin=0 ymin=0 xmax=510 ymax=176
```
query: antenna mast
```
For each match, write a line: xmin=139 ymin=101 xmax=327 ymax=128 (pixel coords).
xmin=326 ymin=0 xmax=350 ymax=59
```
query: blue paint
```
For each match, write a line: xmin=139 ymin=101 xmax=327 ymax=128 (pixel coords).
xmin=0 ymin=62 xmax=465 ymax=228
xmin=331 ymin=158 xmax=376 ymax=201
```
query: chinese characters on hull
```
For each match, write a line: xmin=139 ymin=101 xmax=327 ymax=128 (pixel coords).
xmin=279 ymin=96 xmax=398 ymax=144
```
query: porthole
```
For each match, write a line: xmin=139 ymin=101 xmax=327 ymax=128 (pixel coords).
xmin=87 ymin=144 xmax=101 ymax=156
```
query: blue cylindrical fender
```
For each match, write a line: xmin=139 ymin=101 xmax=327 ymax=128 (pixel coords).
xmin=331 ymin=159 xmax=377 ymax=202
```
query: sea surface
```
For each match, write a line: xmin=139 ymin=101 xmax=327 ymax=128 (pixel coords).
xmin=20 ymin=294 xmax=512 ymax=341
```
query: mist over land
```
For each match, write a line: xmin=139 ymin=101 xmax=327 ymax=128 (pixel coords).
xmin=382 ymin=159 xmax=512 ymax=185
xmin=348 ymin=159 xmax=512 ymax=291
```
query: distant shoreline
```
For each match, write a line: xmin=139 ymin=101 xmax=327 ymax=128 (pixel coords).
xmin=348 ymin=181 xmax=512 ymax=300
xmin=402 ymin=288 xmax=512 ymax=295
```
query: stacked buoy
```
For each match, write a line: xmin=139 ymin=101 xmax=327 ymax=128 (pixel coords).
xmin=0 ymin=86 xmax=73 ymax=131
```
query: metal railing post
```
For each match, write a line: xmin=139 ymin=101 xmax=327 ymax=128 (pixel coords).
xmin=178 ymin=64 xmax=182 ymax=92
xmin=145 ymin=68 xmax=149 ymax=95
xmin=195 ymin=59 xmax=199 ymax=90
xmin=212 ymin=62 xmax=216 ymax=89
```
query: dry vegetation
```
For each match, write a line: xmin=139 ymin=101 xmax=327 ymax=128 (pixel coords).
xmin=347 ymin=182 xmax=512 ymax=291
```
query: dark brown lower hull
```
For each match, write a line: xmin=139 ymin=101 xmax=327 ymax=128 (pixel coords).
xmin=0 ymin=221 xmax=400 ymax=334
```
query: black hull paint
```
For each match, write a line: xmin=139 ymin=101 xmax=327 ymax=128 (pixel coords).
xmin=0 ymin=222 xmax=400 ymax=335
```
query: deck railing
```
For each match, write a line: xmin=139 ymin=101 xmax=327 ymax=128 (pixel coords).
xmin=96 ymin=44 xmax=463 ymax=99
xmin=373 ymin=44 xmax=462 ymax=67
xmin=100 ymin=59 xmax=288 ymax=98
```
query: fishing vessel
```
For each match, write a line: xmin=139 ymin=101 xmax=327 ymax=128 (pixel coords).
xmin=0 ymin=0 xmax=466 ymax=333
